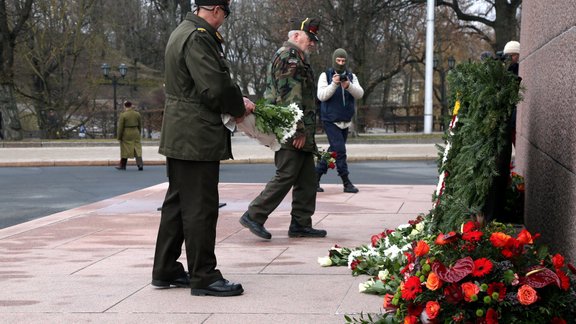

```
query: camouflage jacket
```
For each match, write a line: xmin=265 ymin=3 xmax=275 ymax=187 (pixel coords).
xmin=264 ymin=41 xmax=317 ymax=152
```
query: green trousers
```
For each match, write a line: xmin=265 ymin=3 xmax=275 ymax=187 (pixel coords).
xmin=248 ymin=149 xmax=316 ymax=227
xmin=152 ymin=158 xmax=223 ymax=289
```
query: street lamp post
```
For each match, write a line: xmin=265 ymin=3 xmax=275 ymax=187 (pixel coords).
xmin=101 ymin=63 xmax=128 ymax=138
xmin=433 ymin=56 xmax=455 ymax=130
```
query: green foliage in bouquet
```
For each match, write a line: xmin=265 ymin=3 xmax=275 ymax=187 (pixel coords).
xmin=253 ymin=99 xmax=303 ymax=144
xmin=432 ymin=59 xmax=523 ymax=232
xmin=315 ymin=149 xmax=337 ymax=170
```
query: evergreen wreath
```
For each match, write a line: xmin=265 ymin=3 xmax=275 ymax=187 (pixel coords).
xmin=431 ymin=59 xmax=523 ymax=232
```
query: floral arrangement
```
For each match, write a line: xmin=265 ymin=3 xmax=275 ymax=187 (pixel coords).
xmin=236 ymin=100 xmax=302 ymax=151
xmin=320 ymin=218 xmax=576 ymax=324
xmin=252 ymin=100 xmax=303 ymax=144
xmin=316 ymin=149 xmax=337 ymax=170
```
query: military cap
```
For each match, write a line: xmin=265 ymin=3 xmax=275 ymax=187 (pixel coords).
xmin=195 ymin=0 xmax=229 ymax=5
xmin=290 ymin=17 xmax=320 ymax=42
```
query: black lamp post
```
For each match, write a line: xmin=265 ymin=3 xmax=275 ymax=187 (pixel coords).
xmin=433 ymin=56 xmax=455 ymax=130
xmin=101 ymin=63 xmax=128 ymax=138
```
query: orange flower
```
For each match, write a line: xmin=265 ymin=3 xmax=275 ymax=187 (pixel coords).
xmin=426 ymin=272 xmax=443 ymax=291
xmin=517 ymin=284 xmax=538 ymax=305
xmin=490 ymin=232 xmax=511 ymax=248
xmin=404 ymin=315 xmax=418 ymax=324
xmin=516 ymin=229 xmax=533 ymax=244
xmin=414 ymin=240 xmax=430 ymax=257
xmin=383 ymin=293 xmax=395 ymax=308
xmin=461 ymin=282 xmax=480 ymax=302
xmin=435 ymin=231 xmax=457 ymax=245
xmin=425 ymin=301 xmax=441 ymax=319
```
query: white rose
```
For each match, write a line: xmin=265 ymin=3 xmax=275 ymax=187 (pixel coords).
xmin=415 ymin=222 xmax=425 ymax=232
xmin=317 ymin=256 xmax=333 ymax=267
xmin=378 ymin=269 xmax=390 ymax=281
xmin=358 ymin=281 xmax=373 ymax=293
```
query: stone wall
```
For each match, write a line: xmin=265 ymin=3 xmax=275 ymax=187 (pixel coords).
xmin=516 ymin=1 xmax=576 ymax=261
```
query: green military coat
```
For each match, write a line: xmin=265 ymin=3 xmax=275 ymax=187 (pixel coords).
xmin=117 ymin=108 xmax=142 ymax=158
xmin=159 ymin=13 xmax=246 ymax=161
xmin=265 ymin=41 xmax=317 ymax=153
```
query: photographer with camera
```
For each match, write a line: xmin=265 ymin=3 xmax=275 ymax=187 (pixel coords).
xmin=315 ymin=48 xmax=364 ymax=193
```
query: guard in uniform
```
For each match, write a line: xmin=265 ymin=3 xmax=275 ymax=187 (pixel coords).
xmin=240 ymin=17 xmax=327 ymax=240
xmin=152 ymin=0 xmax=254 ymax=297
xmin=115 ymin=101 xmax=143 ymax=170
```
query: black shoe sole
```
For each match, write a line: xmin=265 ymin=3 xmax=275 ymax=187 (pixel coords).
xmin=151 ymin=280 xmax=190 ymax=289
xmin=191 ymin=288 xmax=244 ymax=296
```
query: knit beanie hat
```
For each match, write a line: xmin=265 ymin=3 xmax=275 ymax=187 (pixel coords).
xmin=332 ymin=48 xmax=348 ymax=73
xmin=503 ymin=41 xmax=520 ymax=55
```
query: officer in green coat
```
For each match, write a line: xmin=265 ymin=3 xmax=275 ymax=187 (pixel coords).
xmin=239 ymin=17 xmax=327 ymax=240
xmin=115 ymin=101 xmax=143 ymax=170
xmin=152 ymin=0 xmax=254 ymax=297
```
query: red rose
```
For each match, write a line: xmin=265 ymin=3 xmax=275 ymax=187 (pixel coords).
xmin=425 ymin=301 xmax=441 ymax=319
xmin=552 ymin=253 xmax=565 ymax=269
xmin=490 ymin=232 xmax=511 ymax=247
xmin=461 ymin=282 xmax=480 ymax=302
xmin=516 ymin=229 xmax=534 ymax=244
xmin=551 ymin=317 xmax=567 ymax=324
xmin=328 ymin=162 xmax=336 ymax=169
xmin=426 ymin=272 xmax=443 ymax=291
xmin=330 ymin=151 xmax=337 ymax=158
xmin=517 ymin=284 xmax=538 ymax=305
xmin=350 ymin=259 xmax=359 ymax=270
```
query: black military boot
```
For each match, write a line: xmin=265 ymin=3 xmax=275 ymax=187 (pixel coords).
xmin=136 ymin=156 xmax=144 ymax=171
xmin=115 ymin=158 xmax=127 ymax=170
xmin=341 ymin=174 xmax=359 ymax=193
xmin=316 ymin=173 xmax=324 ymax=192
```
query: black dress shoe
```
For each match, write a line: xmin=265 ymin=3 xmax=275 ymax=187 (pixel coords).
xmin=191 ymin=279 xmax=244 ymax=297
xmin=239 ymin=212 xmax=271 ymax=239
xmin=151 ymin=272 xmax=190 ymax=289
xmin=288 ymin=223 xmax=327 ymax=238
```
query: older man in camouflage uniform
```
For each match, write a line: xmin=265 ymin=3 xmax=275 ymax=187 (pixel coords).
xmin=240 ymin=17 xmax=327 ymax=240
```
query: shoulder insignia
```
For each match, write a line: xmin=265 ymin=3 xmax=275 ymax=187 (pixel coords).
xmin=196 ymin=27 xmax=207 ymax=32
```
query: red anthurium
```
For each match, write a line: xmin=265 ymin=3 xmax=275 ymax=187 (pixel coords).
xmin=520 ymin=266 xmax=562 ymax=289
xmin=432 ymin=257 xmax=474 ymax=283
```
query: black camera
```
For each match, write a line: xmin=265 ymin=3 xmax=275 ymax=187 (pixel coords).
xmin=495 ymin=51 xmax=510 ymax=62
xmin=338 ymin=72 xmax=348 ymax=82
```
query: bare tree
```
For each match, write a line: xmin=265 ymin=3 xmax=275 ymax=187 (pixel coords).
xmin=412 ymin=0 xmax=522 ymax=52
xmin=0 ymin=0 xmax=34 ymax=140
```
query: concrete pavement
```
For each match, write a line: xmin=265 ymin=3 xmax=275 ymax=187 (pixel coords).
xmin=0 ymin=134 xmax=439 ymax=323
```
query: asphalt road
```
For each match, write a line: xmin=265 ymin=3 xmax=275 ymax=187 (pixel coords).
xmin=0 ymin=161 xmax=438 ymax=229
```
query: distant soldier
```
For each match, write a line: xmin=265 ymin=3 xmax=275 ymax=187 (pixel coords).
xmin=115 ymin=101 xmax=143 ymax=170
xmin=240 ymin=17 xmax=327 ymax=240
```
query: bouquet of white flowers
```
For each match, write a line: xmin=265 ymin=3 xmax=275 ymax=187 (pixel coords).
xmin=237 ymin=101 xmax=303 ymax=151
